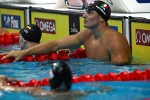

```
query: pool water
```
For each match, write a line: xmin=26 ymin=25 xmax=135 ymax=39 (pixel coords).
xmin=0 ymin=59 xmax=150 ymax=100
xmin=0 ymin=43 xmax=20 ymax=53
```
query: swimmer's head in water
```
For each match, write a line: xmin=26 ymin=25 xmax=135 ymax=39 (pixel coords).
xmin=85 ymin=1 xmax=111 ymax=22
xmin=48 ymin=61 xmax=72 ymax=91
xmin=20 ymin=24 xmax=42 ymax=43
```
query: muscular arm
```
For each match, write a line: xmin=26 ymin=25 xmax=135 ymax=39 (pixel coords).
xmin=30 ymin=29 xmax=89 ymax=55
xmin=2 ymin=30 xmax=86 ymax=62
xmin=108 ymin=34 xmax=132 ymax=63
xmin=26 ymin=33 xmax=83 ymax=55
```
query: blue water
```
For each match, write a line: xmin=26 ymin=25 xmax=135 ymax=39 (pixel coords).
xmin=0 ymin=43 xmax=20 ymax=53
xmin=0 ymin=59 xmax=150 ymax=100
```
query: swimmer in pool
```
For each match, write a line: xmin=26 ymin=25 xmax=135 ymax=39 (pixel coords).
xmin=19 ymin=24 xmax=42 ymax=50
xmin=0 ymin=61 xmax=72 ymax=95
xmin=0 ymin=61 xmax=112 ymax=98
xmin=1 ymin=1 xmax=132 ymax=63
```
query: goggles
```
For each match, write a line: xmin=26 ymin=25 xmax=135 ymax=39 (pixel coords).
xmin=85 ymin=4 xmax=109 ymax=22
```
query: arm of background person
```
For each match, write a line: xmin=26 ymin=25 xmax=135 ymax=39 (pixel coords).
xmin=0 ymin=75 xmax=49 ymax=96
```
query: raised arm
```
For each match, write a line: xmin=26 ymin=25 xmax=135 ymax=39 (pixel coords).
xmin=25 ymin=32 xmax=83 ymax=55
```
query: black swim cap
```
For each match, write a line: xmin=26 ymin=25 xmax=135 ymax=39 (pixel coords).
xmin=48 ymin=61 xmax=72 ymax=91
xmin=85 ymin=1 xmax=111 ymax=22
xmin=20 ymin=24 xmax=42 ymax=43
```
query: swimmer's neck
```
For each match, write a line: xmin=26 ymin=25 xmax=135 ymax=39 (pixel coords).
xmin=91 ymin=24 xmax=110 ymax=39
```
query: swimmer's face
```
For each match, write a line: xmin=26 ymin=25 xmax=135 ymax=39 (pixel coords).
xmin=83 ymin=7 xmax=102 ymax=29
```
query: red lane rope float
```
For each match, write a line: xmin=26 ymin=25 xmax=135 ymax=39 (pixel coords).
xmin=0 ymin=48 xmax=87 ymax=64
xmin=7 ymin=69 xmax=150 ymax=87
xmin=0 ymin=32 xmax=20 ymax=45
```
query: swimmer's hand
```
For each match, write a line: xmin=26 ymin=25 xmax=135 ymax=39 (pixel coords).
xmin=1 ymin=50 xmax=26 ymax=62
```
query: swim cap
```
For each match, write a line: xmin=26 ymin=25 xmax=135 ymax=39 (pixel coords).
xmin=48 ymin=61 xmax=72 ymax=91
xmin=20 ymin=24 xmax=42 ymax=43
xmin=85 ymin=1 xmax=111 ymax=22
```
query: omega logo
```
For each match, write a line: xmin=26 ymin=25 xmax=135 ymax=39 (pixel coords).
xmin=34 ymin=18 xmax=56 ymax=34
xmin=136 ymin=29 xmax=150 ymax=46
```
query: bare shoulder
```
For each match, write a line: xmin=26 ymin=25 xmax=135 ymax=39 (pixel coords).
xmin=107 ymin=29 xmax=132 ymax=62
xmin=76 ymin=29 xmax=92 ymax=41
xmin=77 ymin=28 xmax=92 ymax=36
xmin=107 ymin=29 xmax=130 ymax=52
xmin=108 ymin=29 xmax=128 ymax=43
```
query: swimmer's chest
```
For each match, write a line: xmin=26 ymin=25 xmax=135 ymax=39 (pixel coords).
xmin=84 ymin=39 xmax=110 ymax=61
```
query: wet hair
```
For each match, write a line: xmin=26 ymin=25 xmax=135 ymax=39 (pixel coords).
xmin=48 ymin=61 xmax=72 ymax=91
xmin=20 ymin=24 xmax=42 ymax=43
xmin=85 ymin=0 xmax=111 ymax=22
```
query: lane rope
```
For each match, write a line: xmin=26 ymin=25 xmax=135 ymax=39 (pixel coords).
xmin=8 ymin=69 xmax=150 ymax=87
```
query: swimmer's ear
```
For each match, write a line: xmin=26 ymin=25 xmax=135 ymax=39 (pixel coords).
xmin=23 ymin=38 xmax=27 ymax=42
xmin=99 ymin=16 xmax=104 ymax=22
xmin=100 ymin=19 xmax=104 ymax=22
